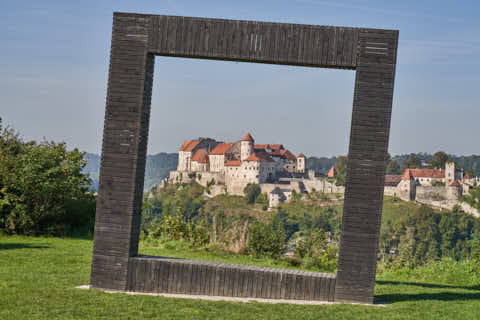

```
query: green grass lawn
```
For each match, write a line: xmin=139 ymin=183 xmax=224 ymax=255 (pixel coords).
xmin=2 ymin=235 xmax=480 ymax=320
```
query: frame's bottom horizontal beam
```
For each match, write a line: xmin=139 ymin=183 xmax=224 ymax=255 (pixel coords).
xmin=127 ymin=256 xmax=336 ymax=301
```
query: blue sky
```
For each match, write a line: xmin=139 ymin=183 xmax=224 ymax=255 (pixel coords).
xmin=1 ymin=0 xmax=479 ymax=157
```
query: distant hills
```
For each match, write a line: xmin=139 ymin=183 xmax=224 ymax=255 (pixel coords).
xmin=83 ymin=152 xmax=178 ymax=191
xmin=83 ymin=152 xmax=480 ymax=191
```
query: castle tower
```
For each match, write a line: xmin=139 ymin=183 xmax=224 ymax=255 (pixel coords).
xmin=297 ymin=154 xmax=306 ymax=173
xmin=240 ymin=133 xmax=254 ymax=161
xmin=445 ymin=161 xmax=455 ymax=186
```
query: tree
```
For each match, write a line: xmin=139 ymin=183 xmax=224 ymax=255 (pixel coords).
xmin=428 ymin=151 xmax=450 ymax=169
xmin=244 ymin=183 xmax=261 ymax=204
xmin=386 ymin=160 xmax=402 ymax=174
xmin=247 ymin=219 xmax=286 ymax=258
xmin=0 ymin=119 xmax=95 ymax=235
xmin=402 ymin=156 xmax=421 ymax=169
xmin=335 ymin=156 xmax=348 ymax=186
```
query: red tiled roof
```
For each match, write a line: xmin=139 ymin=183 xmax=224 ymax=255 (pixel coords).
xmin=268 ymin=150 xmax=283 ymax=157
xmin=245 ymin=152 xmax=273 ymax=162
xmin=269 ymin=144 xmax=283 ymax=150
xmin=280 ymin=149 xmax=297 ymax=160
xmin=225 ymin=160 xmax=241 ymax=167
xmin=254 ymin=143 xmax=284 ymax=151
xmin=192 ymin=149 xmax=209 ymax=163
xmin=402 ymin=168 xmax=444 ymax=180
xmin=328 ymin=166 xmax=337 ymax=178
xmin=298 ymin=153 xmax=305 ymax=158
xmin=385 ymin=175 xmax=402 ymax=186
xmin=241 ymin=133 xmax=254 ymax=142
xmin=411 ymin=169 xmax=445 ymax=179
xmin=450 ymin=180 xmax=461 ymax=187
xmin=402 ymin=169 xmax=412 ymax=180
xmin=209 ymin=143 xmax=232 ymax=155
xmin=179 ymin=140 xmax=201 ymax=152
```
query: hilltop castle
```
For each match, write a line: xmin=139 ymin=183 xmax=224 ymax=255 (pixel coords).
xmin=169 ymin=133 xmax=306 ymax=195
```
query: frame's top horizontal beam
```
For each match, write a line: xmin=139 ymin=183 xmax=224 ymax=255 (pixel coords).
xmin=112 ymin=12 xmax=399 ymax=69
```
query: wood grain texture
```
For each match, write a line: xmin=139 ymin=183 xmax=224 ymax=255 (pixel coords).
xmin=335 ymin=28 xmax=398 ymax=304
xmin=128 ymin=256 xmax=336 ymax=300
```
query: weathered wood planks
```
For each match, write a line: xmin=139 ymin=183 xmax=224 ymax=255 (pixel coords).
xmin=335 ymin=28 xmax=398 ymax=304
xmin=144 ymin=13 xmax=358 ymax=69
xmin=91 ymin=12 xmax=398 ymax=304
xmin=128 ymin=256 xmax=336 ymax=301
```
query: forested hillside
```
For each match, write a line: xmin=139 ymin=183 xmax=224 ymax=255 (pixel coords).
xmin=83 ymin=152 xmax=178 ymax=191
xmin=307 ymin=153 xmax=480 ymax=176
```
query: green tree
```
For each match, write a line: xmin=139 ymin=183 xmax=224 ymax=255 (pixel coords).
xmin=0 ymin=120 xmax=95 ymax=235
xmin=402 ymin=156 xmax=422 ymax=169
xmin=244 ymin=183 xmax=261 ymax=204
xmin=386 ymin=160 xmax=402 ymax=174
xmin=428 ymin=151 xmax=450 ymax=169
xmin=335 ymin=156 xmax=348 ymax=186
xmin=247 ymin=219 xmax=286 ymax=258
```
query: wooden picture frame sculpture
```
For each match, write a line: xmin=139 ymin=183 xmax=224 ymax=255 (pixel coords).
xmin=91 ymin=12 xmax=398 ymax=304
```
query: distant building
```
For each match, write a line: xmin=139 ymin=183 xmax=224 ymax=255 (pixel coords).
xmin=170 ymin=133 xmax=307 ymax=195
xmin=383 ymin=160 xmax=476 ymax=203
xmin=327 ymin=166 xmax=337 ymax=178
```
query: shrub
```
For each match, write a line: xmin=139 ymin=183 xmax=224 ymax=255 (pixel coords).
xmin=149 ymin=214 xmax=209 ymax=247
xmin=0 ymin=120 xmax=95 ymax=236
xmin=247 ymin=220 xmax=286 ymax=259
xmin=244 ymin=183 xmax=261 ymax=204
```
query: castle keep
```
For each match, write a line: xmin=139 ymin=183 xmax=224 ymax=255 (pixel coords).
xmin=169 ymin=133 xmax=306 ymax=195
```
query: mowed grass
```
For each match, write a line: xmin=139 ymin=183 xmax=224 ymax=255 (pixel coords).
xmin=2 ymin=235 xmax=480 ymax=319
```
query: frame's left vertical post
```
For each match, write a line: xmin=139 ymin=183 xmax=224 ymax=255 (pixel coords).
xmin=90 ymin=13 xmax=154 ymax=291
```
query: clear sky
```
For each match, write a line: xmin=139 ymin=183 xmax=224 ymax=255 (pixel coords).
xmin=1 ymin=0 xmax=479 ymax=157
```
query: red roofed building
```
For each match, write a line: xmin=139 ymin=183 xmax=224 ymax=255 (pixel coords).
xmin=401 ymin=168 xmax=445 ymax=185
xmin=328 ymin=166 xmax=337 ymax=178
xmin=177 ymin=138 xmax=219 ymax=172
xmin=297 ymin=154 xmax=306 ymax=173
xmin=172 ymin=133 xmax=307 ymax=195
xmin=450 ymin=180 xmax=461 ymax=187
xmin=209 ymin=143 xmax=232 ymax=155
xmin=241 ymin=133 xmax=254 ymax=142
xmin=209 ymin=143 xmax=233 ymax=172
xmin=191 ymin=149 xmax=209 ymax=172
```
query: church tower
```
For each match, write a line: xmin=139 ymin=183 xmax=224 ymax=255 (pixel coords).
xmin=240 ymin=133 xmax=254 ymax=161
xmin=297 ymin=154 xmax=306 ymax=173
xmin=445 ymin=161 xmax=455 ymax=186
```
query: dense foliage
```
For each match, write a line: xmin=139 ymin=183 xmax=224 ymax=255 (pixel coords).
xmin=460 ymin=186 xmax=480 ymax=210
xmin=0 ymin=120 xmax=95 ymax=235
xmin=143 ymin=181 xmax=480 ymax=273
xmin=379 ymin=203 xmax=480 ymax=269
xmin=243 ymin=183 xmax=261 ymax=204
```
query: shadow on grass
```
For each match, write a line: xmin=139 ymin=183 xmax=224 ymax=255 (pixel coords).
xmin=377 ymin=280 xmax=480 ymax=303
xmin=0 ymin=243 xmax=50 ymax=250
xmin=377 ymin=291 xmax=480 ymax=303
xmin=377 ymin=280 xmax=480 ymax=292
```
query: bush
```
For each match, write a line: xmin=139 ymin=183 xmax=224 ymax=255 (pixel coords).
xmin=0 ymin=120 xmax=95 ymax=236
xmin=295 ymin=231 xmax=338 ymax=272
xmin=244 ymin=183 xmax=261 ymax=204
xmin=149 ymin=214 xmax=210 ymax=247
xmin=247 ymin=220 xmax=286 ymax=259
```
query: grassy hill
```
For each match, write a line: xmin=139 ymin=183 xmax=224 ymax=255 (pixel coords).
xmin=1 ymin=235 xmax=480 ymax=319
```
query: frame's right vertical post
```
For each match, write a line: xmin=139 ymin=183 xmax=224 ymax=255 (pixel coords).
xmin=335 ymin=29 xmax=398 ymax=304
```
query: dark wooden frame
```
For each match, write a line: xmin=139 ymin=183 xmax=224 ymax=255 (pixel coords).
xmin=91 ymin=12 xmax=398 ymax=304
